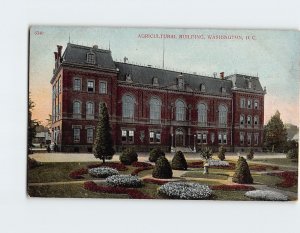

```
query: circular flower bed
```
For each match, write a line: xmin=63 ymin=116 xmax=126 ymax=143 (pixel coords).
xmin=158 ymin=182 xmax=212 ymax=200
xmin=88 ymin=167 xmax=119 ymax=178
xmin=245 ymin=190 xmax=288 ymax=201
xmin=106 ymin=175 xmax=142 ymax=188
xmin=208 ymin=160 xmax=229 ymax=167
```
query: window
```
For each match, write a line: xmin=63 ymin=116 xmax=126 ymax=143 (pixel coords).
xmin=200 ymin=84 xmax=206 ymax=92
xmin=87 ymin=128 xmax=94 ymax=143
xmin=221 ymin=87 xmax=226 ymax=93
xmin=176 ymin=100 xmax=186 ymax=121
xmin=218 ymin=105 xmax=227 ymax=127
xmin=240 ymin=115 xmax=245 ymax=126
xmin=248 ymin=81 xmax=252 ymax=89
xmin=240 ymin=132 xmax=245 ymax=145
xmin=73 ymin=101 xmax=81 ymax=118
xmin=149 ymin=131 xmax=161 ymax=143
xmin=121 ymin=130 xmax=134 ymax=143
xmin=87 ymin=52 xmax=95 ymax=64
xmin=247 ymin=115 xmax=252 ymax=125
xmin=58 ymin=78 xmax=61 ymax=93
xmin=254 ymin=100 xmax=259 ymax=109
xmin=86 ymin=102 xmax=94 ymax=119
xmin=197 ymin=133 xmax=207 ymax=144
xmin=99 ymin=81 xmax=107 ymax=94
xmin=73 ymin=78 xmax=81 ymax=91
xmin=247 ymin=99 xmax=252 ymax=109
xmin=152 ymin=77 xmax=159 ymax=86
xmin=122 ymin=95 xmax=135 ymax=119
xmin=247 ymin=133 xmax=252 ymax=145
xmin=240 ymin=98 xmax=246 ymax=108
xmin=254 ymin=134 xmax=259 ymax=145
xmin=254 ymin=116 xmax=259 ymax=126
xmin=87 ymin=80 xmax=95 ymax=92
xmin=198 ymin=103 xmax=207 ymax=126
xmin=218 ymin=133 xmax=227 ymax=144
xmin=178 ymin=77 xmax=184 ymax=89
xmin=150 ymin=97 xmax=161 ymax=123
xmin=73 ymin=128 xmax=80 ymax=143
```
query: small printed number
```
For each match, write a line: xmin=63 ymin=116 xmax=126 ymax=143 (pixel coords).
xmin=35 ymin=31 xmax=44 ymax=35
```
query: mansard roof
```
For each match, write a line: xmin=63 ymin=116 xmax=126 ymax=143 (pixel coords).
xmin=226 ymin=74 xmax=264 ymax=93
xmin=62 ymin=43 xmax=116 ymax=70
xmin=115 ymin=62 xmax=233 ymax=95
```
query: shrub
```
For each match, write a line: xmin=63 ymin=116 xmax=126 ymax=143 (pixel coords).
xmin=158 ymin=182 xmax=212 ymax=200
xmin=106 ymin=175 xmax=142 ymax=187
xmin=218 ymin=146 xmax=226 ymax=161
xmin=286 ymin=149 xmax=298 ymax=160
xmin=245 ymin=190 xmax=288 ymax=201
xmin=152 ymin=156 xmax=173 ymax=179
xmin=246 ymin=148 xmax=254 ymax=160
xmin=149 ymin=148 xmax=165 ymax=162
xmin=171 ymin=151 xmax=188 ymax=170
xmin=88 ymin=167 xmax=119 ymax=178
xmin=232 ymin=157 xmax=253 ymax=184
xmin=199 ymin=147 xmax=213 ymax=161
xmin=119 ymin=148 xmax=138 ymax=165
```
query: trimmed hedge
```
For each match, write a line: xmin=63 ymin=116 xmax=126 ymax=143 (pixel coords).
xmin=217 ymin=146 xmax=226 ymax=161
xmin=171 ymin=151 xmax=187 ymax=170
xmin=232 ymin=157 xmax=253 ymax=184
xmin=149 ymin=148 xmax=165 ymax=162
xmin=152 ymin=156 xmax=173 ymax=179
xmin=120 ymin=148 xmax=138 ymax=165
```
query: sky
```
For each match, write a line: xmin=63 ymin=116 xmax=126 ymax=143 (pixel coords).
xmin=29 ymin=26 xmax=300 ymax=126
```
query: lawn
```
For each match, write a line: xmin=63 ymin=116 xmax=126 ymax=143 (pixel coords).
xmin=251 ymin=158 xmax=298 ymax=167
xmin=181 ymin=171 xmax=229 ymax=180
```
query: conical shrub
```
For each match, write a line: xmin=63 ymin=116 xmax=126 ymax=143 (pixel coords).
xmin=120 ymin=148 xmax=138 ymax=165
xmin=149 ymin=148 xmax=165 ymax=162
xmin=152 ymin=157 xmax=173 ymax=179
xmin=232 ymin=157 xmax=253 ymax=184
xmin=218 ymin=146 xmax=226 ymax=161
xmin=171 ymin=151 xmax=187 ymax=170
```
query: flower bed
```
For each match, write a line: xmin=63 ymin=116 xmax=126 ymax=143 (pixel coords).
xmin=158 ymin=182 xmax=212 ymax=200
xmin=245 ymin=190 xmax=288 ymax=201
xmin=84 ymin=181 xmax=152 ymax=199
xmin=88 ymin=167 xmax=119 ymax=178
xmin=269 ymin=171 xmax=298 ymax=188
xmin=249 ymin=164 xmax=279 ymax=171
xmin=69 ymin=168 xmax=88 ymax=179
xmin=132 ymin=161 xmax=153 ymax=168
xmin=87 ymin=162 xmax=127 ymax=171
xmin=208 ymin=160 xmax=229 ymax=167
xmin=188 ymin=161 xmax=204 ymax=168
xmin=211 ymin=184 xmax=256 ymax=191
xmin=131 ymin=162 xmax=154 ymax=176
xmin=106 ymin=175 xmax=143 ymax=187
xmin=143 ymin=178 xmax=169 ymax=185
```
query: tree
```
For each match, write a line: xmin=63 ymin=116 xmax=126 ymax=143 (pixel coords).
xmin=93 ymin=103 xmax=115 ymax=163
xmin=264 ymin=110 xmax=287 ymax=152
xmin=149 ymin=148 xmax=165 ymax=162
xmin=232 ymin=157 xmax=253 ymax=184
xmin=200 ymin=147 xmax=213 ymax=174
xmin=152 ymin=156 xmax=173 ymax=179
xmin=171 ymin=151 xmax=188 ymax=170
xmin=28 ymin=93 xmax=39 ymax=153
xmin=218 ymin=146 xmax=226 ymax=161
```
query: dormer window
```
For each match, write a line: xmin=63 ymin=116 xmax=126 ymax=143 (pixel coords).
xmin=86 ymin=52 xmax=95 ymax=64
xmin=152 ymin=77 xmax=159 ymax=86
xmin=125 ymin=74 xmax=133 ymax=82
xmin=221 ymin=87 xmax=226 ymax=93
xmin=178 ymin=76 xmax=184 ymax=89
xmin=248 ymin=81 xmax=252 ymax=89
xmin=200 ymin=84 xmax=206 ymax=92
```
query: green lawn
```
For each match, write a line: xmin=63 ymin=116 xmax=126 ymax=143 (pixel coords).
xmin=212 ymin=190 xmax=252 ymax=201
xmin=252 ymin=158 xmax=298 ymax=167
xmin=181 ymin=171 xmax=229 ymax=180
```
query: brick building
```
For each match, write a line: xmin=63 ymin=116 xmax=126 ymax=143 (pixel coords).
xmin=50 ymin=43 xmax=266 ymax=153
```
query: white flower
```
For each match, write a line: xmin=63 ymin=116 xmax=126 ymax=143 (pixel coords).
xmin=88 ymin=167 xmax=119 ymax=178
xmin=158 ymin=182 xmax=212 ymax=200
xmin=208 ymin=160 xmax=229 ymax=167
xmin=245 ymin=190 xmax=288 ymax=201
xmin=106 ymin=175 xmax=142 ymax=187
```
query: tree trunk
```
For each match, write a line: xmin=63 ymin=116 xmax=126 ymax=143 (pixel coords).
xmin=102 ymin=157 xmax=105 ymax=164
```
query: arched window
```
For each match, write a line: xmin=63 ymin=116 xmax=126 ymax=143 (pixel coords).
xmin=86 ymin=102 xmax=94 ymax=119
xmin=73 ymin=101 xmax=81 ymax=118
xmin=176 ymin=100 xmax=186 ymax=121
xmin=240 ymin=115 xmax=245 ymax=126
xmin=198 ymin=103 xmax=207 ymax=126
xmin=218 ymin=105 xmax=227 ymax=126
xmin=254 ymin=116 xmax=259 ymax=126
xmin=247 ymin=115 xmax=252 ymax=125
xmin=122 ymin=95 xmax=135 ymax=119
xmin=150 ymin=97 xmax=161 ymax=123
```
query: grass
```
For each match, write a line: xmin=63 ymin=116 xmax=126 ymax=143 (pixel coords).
xmin=252 ymin=158 xmax=298 ymax=167
xmin=212 ymin=190 xmax=252 ymax=201
xmin=27 ymin=183 xmax=128 ymax=198
xmin=181 ymin=171 xmax=229 ymax=180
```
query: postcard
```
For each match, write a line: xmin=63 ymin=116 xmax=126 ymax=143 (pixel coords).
xmin=28 ymin=26 xmax=299 ymax=201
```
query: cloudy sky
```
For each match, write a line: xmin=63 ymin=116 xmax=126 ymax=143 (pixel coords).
xmin=29 ymin=26 xmax=299 ymax=126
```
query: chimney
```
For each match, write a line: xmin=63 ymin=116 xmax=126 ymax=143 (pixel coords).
xmin=220 ymin=72 xmax=224 ymax=79
xmin=54 ymin=52 xmax=58 ymax=61
xmin=57 ymin=45 xmax=63 ymax=59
